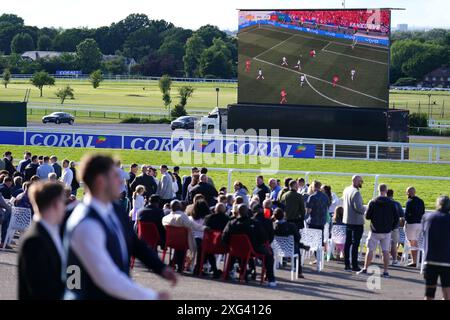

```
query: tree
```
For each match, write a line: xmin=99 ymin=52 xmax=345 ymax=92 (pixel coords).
xmin=37 ymin=34 xmax=52 ymax=50
xmin=55 ymin=85 xmax=74 ymax=104
xmin=195 ymin=25 xmax=227 ymax=47
xmin=198 ymin=38 xmax=233 ymax=78
xmin=76 ymin=38 xmax=102 ymax=73
xmin=122 ymin=27 xmax=160 ymax=61
xmin=0 ymin=14 xmax=24 ymax=26
xmin=171 ymin=86 xmax=194 ymax=118
xmin=30 ymin=71 xmax=55 ymax=97
xmin=2 ymin=68 xmax=11 ymax=88
xmin=53 ymin=28 xmax=93 ymax=51
xmin=183 ymin=34 xmax=205 ymax=77
xmin=158 ymin=74 xmax=172 ymax=116
xmin=101 ymin=57 xmax=126 ymax=75
xmin=89 ymin=69 xmax=103 ymax=88
xmin=10 ymin=33 xmax=34 ymax=53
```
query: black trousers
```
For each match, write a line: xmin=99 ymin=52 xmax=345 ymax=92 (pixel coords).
xmin=248 ymin=246 xmax=275 ymax=282
xmin=344 ymin=224 xmax=364 ymax=268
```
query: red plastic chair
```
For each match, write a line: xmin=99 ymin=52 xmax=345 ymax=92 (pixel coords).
xmin=161 ymin=226 xmax=189 ymax=271
xmin=222 ymin=234 xmax=266 ymax=284
xmin=130 ymin=221 xmax=160 ymax=269
xmin=198 ymin=230 xmax=228 ymax=276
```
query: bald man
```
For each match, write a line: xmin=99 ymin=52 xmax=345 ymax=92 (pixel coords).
xmin=405 ymin=186 xmax=425 ymax=267
xmin=188 ymin=174 xmax=218 ymax=207
xmin=342 ymin=175 xmax=366 ymax=272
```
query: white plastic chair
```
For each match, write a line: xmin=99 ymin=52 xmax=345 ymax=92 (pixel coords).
xmin=358 ymin=231 xmax=369 ymax=261
xmin=300 ymin=228 xmax=324 ymax=272
xmin=272 ymin=235 xmax=299 ymax=281
xmin=402 ymin=230 xmax=425 ymax=273
xmin=2 ymin=207 xmax=32 ymax=249
xmin=327 ymin=224 xmax=346 ymax=261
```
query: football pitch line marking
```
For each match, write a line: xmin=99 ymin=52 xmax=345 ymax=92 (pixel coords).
xmin=254 ymin=34 xmax=297 ymax=60
xmin=303 ymin=75 xmax=360 ymax=108
xmin=330 ymin=40 xmax=388 ymax=53
xmin=322 ymin=49 xmax=388 ymax=65
xmin=258 ymin=25 xmax=388 ymax=54
xmin=321 ymin=42 xmax=333 ymax=51
xmin=253 ymin=57 xmax=388 ymax=104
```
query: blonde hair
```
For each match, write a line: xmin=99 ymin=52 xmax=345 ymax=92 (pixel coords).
xmin=133 ymin=185 xmax=145 ymax=199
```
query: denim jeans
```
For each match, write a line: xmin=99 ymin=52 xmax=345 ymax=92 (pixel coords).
xmin=344 ymin=224 xmax=364 ymax=268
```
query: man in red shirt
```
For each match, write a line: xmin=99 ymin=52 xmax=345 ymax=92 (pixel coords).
xmin=309 ymin=49 xmax=316 ymax=58
xmin=245 ymin=59 xmax=251 ymax=72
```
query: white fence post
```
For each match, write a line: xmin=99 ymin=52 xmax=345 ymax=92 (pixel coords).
xmin=305 ymin=172 xmax=310 ymax=185
xmin=436 ymin=146 xmax=440 ymax=162
xmin=366 ymin=145 xmax=370 ymax=160
xmin=227 ymin=169 xmax=234 ymax=192
xmin=401 ymin=145 xmax=405 ymax=161
xmin=373 ymin=175 xmax=380 ymax=199
xmin=375 ymin=144 xmax=379 ymax=160
xmin=428 ymin=146 xmax=433 ymax=163
xmin=332 ymin=142 xmax=336 ymax=158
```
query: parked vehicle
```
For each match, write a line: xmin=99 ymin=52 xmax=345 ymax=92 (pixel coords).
xmin=42 ymin=112 xmax=75 ymax=125
xmin=170 ymin=116 xmax=197 ymax=130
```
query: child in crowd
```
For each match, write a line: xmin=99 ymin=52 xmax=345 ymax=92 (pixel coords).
xmin=331 ymin=206 xmax=345 ymax=260
xmin=129 ymin=185 xmax=145 ymax=227
xmin=263 ymin=199 xmax=273 ymax=219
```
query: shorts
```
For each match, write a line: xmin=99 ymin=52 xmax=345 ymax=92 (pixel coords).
xmin=366 ymin=232 xmax=391 ymax=252
xmin=424 ymin=264 xmax=450 ymax=288
xmin=405 ymin=223 xmax=422 ymax=241
xmin=391 ymin=228 xmax=400 ymax=245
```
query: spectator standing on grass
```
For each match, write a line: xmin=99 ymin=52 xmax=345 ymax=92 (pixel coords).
xmin=280 ymin=179 xmax=305 ymax=230
xmin=422 ymin=195 xmax=450 ymax=300
xmin=18 ymin=182 xmax=66 ymax=300
xmin=181 ymin=167 xmax=200 ymax=201
xmin=273 ymin=207 xmax=305 ymax=278
xmin=50 ymin=156 xmax=62 ymax=179
xmin=173 ymin=166 xmax=182 ymax=200
xmin=387 ymin=189 xmax=405 ymax=265
xmin=222 ymin=204 xmax=276 ymax=287
xmin=253 ymin=175 xmax=270 ymax=204
xmin=200 ymin=167 xmax=216 ymax=189
xmin=17 ymin=152 xmax=32 ymax=175
xmin=24 ymin=156 xmax=39 ymax=181
xmin=157 ymin=165 xmax=174 ymax=206
xmin=37 ymin=156 xmax=55 ymax=181
xmin=357 ymin=184 xmax=398 ymax=278
xmin=233 ymin=181 xmax=249 ymax=205
xmin=405 ymin=186 xmax=426 ymax=267
xmin=127 ymin=163 xmax=139 ymax=202
xmin=343 ymin=175 xmax=366 ymax=272
xmin=64 ymin=154 xmax=176 ymax=300
xmin=188 ymin=174 xmax=218 ymax=207
xmin=277 ymin=178 xmax=293 ymax=205
xmin=3 ymin=151 xmax=15 ymax=176
xmin=69 ymin=161 xmax=80 ymax=197
xmin=138 ymin=195 xmax=166 ymax=248
xmin=130 ymin=165 xmax=157 ymax=199
xmin=297 ymin=178 xmax=308 ymax=195
xmin=129 ymin=185 xmax=145 ymax=227
xmin=269 ymin=178 xmax=281 ymax=203
xmin=306 ymin=181 xmax=330 ymax=241
xmin=60 ymin=159 xmax=73 ymax=188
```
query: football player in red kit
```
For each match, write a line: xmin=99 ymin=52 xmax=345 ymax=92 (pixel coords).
xmin=332 ymin=75 xmax=339 ymax=88
xmin=309 ymin=49 xmax=316 ymax=58
xmin=245 ymin=59 xmax=251 ymax=72
xmin=280 ymin=89 xmax=288 ymax=104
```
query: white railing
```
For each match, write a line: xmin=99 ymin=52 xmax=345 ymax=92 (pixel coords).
xmin=2 ymin=126 xmax=450 ymax=164
xmin=11 ymin=74 xmax=238 ymax=84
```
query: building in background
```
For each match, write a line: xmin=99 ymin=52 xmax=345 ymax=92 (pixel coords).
xmin=397 ymin=24 xmax=408 ymax=31
xmin=421 ymin=67 xmax=450 ymax=88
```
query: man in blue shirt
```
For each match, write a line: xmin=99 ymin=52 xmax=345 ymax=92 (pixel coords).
xmin=37 ymin=156 xmax=55 ymax=181
xmin=387 ymin=189 xmax=405 ymax=265
xmin=269 ymin=178 xmax=281 ymax=204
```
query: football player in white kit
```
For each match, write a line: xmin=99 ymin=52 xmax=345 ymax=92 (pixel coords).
xmin=257 ymin=68 xmax=264 ymax=80
xmin=351 ymin=35 xmax=358 ymax=50
xmin=281 ymin=56 xmax=288 ymax=66
xmin=294 ymin=58 xmax=301 ymax=70
xmin=351 ymin=69 xmax=356 ymax=81
xmin=300 ymin=74 xmax=305 ymax=87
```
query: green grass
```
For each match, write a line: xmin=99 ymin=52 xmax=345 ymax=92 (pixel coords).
xmin=238 ymin=25 xmax=389 ymax=108
xmin=1 ymin=144 xmax=449 ymax=209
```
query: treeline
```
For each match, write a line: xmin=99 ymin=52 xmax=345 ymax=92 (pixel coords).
xmin=390 ymin=29 xmax=450 ymax=85
xmin=0 ymin=13 xmax=237 ymax=78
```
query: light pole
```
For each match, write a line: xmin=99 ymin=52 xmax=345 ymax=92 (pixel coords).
xmin=215 ymin=87 xmax=220 ymax=108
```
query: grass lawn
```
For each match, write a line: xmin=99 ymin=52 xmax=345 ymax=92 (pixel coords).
xmin=1 ymin=80 xmax=450 ymax=120
xmin=1 ymin=144 xmax=449 ymax=209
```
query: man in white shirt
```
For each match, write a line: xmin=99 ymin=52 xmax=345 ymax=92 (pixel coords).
xmin=64 ymin=154 xmax=177 ymax=300
xmin=60 ymin=159 xmax=73 ymax=188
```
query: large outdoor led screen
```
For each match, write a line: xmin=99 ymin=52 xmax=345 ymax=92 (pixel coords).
xmin=238 ymin=9 xmax=391 ymax=109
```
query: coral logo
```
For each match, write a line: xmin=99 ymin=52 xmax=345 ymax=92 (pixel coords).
xmin=95 ymin=136 xmax=107 ymax=144
xmin=294 ymin=144 xmax=306 ymax=154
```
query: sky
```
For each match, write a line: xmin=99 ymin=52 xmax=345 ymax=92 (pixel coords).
xmin=1 ymin=0 xmax=449 ymax=31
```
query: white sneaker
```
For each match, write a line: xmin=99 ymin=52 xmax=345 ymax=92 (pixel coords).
xmin=268 ymin=281 xmax=277 ymax=288
xmin=392 ymin=260 xmax=399 ymax=266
